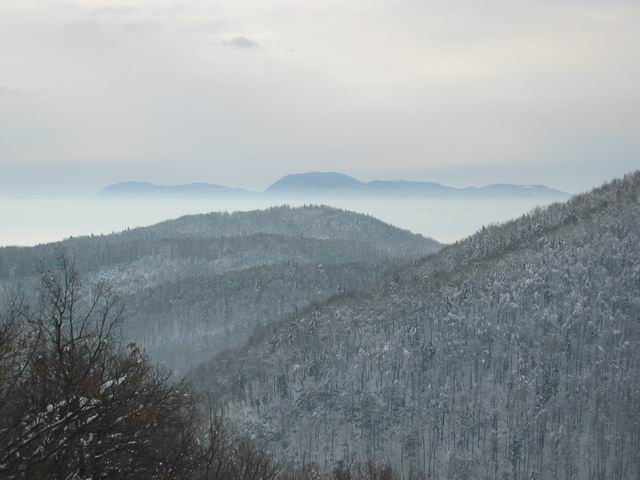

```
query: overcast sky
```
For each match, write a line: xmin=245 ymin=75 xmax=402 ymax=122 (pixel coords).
xmin=1 ymin=0 xmax=639 ymax=196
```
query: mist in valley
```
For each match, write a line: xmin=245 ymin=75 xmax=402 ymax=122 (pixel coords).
xmin=0 ymin=195 xmax=561 ymax=247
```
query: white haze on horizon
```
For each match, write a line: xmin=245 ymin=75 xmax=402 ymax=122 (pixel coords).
xmin=0 ymin=196 xmax=560 ymax=248
xmin=1 ymin=0 xmax=639 ymax=194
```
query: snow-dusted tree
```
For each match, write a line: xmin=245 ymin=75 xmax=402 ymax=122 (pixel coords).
xmin=0 ymin=252 xmax=200 ymax=479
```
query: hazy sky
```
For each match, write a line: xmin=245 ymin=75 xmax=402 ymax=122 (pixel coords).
xmin=1 ymin=0 xmax=639 ymax=196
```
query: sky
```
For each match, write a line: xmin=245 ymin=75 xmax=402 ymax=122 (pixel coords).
xmin=1 ymin=0 xmax=639 ymax=196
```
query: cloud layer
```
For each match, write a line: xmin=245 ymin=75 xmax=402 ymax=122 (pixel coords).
xmin=1 ymin=0 xmax=639 ymax=195
xmin=223 ymin=36 xmax=259 ymax=49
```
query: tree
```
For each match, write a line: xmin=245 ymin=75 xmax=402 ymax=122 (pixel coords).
xmin=0 ymin=251 xmax=200 ymax=479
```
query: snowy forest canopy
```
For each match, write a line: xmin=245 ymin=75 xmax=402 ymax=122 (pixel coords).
xmin=1 ymin=172 xmax=639 ymax=479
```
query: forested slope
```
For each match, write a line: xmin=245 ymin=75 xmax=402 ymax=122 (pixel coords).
xmin=192 ymin=172 xmax=640 ymax=480
xmin=0 ymin=205 xmax=439 ymax=282
xmin=122 ymin=261 xmax=394 ymax=371
xmin=0 ymin=206 xmax=441 ymax=371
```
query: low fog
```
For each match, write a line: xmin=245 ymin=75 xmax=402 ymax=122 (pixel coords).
xmin=0 ymin=195 xmax=560 ymax=247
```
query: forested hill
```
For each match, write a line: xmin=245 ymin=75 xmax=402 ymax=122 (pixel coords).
xmin=140 ymin=205 xmax=438 ymax=255
xmin=0 ymin=205 xmax=441 ymax=371
xmin=0 ymin=205 xmax=439 ymax=281
xmin=192 ymin=172 xmax=640 ymax=479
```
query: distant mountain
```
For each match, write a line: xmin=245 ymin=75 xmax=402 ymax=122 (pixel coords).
xmin=266 ymin=172 xmax=569 ymax=199
xmin=266 ymin=172 xmax=366 ymax=193
xmin=0 ymin=205 xmax=441 ymax=371
xmin=98 ymin=173 xmax=569 ymax=200
xmin=191 ymin=172 xmax=640 ymax=478
xmin=462 ymin=183 xmax=568 ymax=198
xmin=98 ymin=181 xmax=250 ymax=198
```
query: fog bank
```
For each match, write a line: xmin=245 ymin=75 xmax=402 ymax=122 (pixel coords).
xmin=0 ymin=196 xmax=560 ymax=247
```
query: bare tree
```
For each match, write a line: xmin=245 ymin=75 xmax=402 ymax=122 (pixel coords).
xmin=0 ymin=251 xmax=200 ymax=479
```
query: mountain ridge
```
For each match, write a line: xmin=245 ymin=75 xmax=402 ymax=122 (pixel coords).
xmin=98 ymin=172 xmax=569 ymax=199
xmin=98 ymin=181 xmax=251 ymax=197
xmin=190 ymin=171 xmax=640 ymax=478
xmin=0 ymin=205 xmax=442 ymax=371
